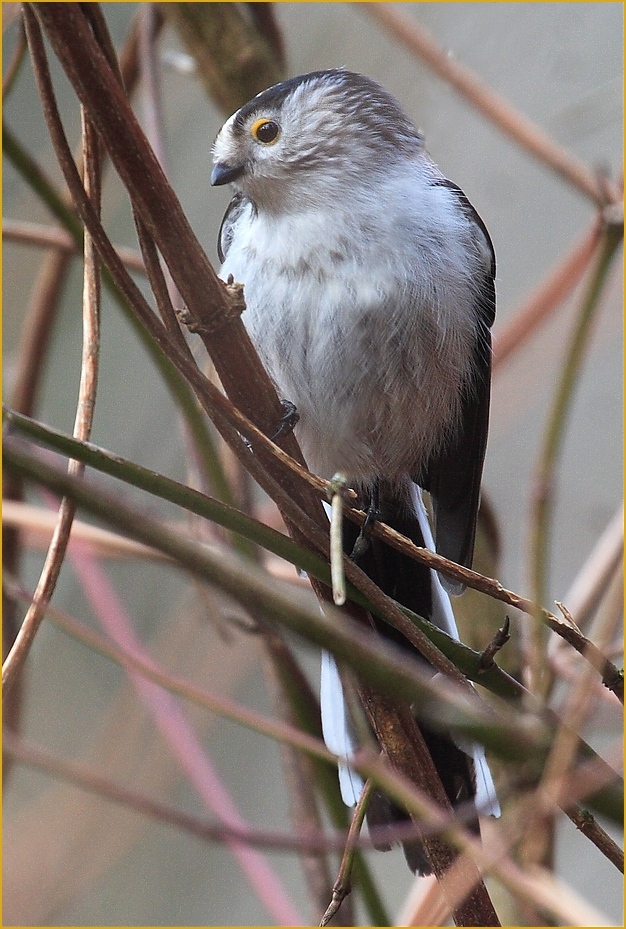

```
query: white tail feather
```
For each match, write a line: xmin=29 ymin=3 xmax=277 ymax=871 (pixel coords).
xmin=320 ymin=650 xmax=364 ymax=805
xmin=319 ymin=487 xmax=500 ymax=817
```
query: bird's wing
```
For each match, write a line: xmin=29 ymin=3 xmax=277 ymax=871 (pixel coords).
xmin=421 ymin=180 xmax=496 ymax=593
xmin=217 ymin=192 xmax=251 ymax=263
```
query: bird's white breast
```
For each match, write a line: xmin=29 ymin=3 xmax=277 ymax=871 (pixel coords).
xmin=219 ymin=168 xmax=485 ymax=487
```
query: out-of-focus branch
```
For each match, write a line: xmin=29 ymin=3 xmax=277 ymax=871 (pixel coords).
xmin=527 ymin=212 xmax=623 ymax=698
xmin=359 ymin=3 xmax=621 ymax=207
xmin=3 ymin=218 xmax=146 ymax=271
xmin=1 ymin=5 xmax=150 ymax=757
xmin=493 ymin=217 xmax=602 ymax=371
xmin=162 ymin=2 xmax=286 ymax=114
xmin=2 ymin=14 xmax=26 ymax=98
xmin=2 ymin=80 xmax=103 ymax=697
xmin=6 ymin=405 xmax=623 ymax=705
xmin=5 ymin=436 xmax=624 ymax=826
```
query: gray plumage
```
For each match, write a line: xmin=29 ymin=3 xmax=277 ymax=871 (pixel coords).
xmin=212 ymin=69 xmax=495 ymax=583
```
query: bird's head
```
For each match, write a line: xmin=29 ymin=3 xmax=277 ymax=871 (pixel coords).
xmin=211 ymin=69 xmax=423 ymax=211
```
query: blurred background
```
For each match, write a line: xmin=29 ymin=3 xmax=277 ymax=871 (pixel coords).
xmin=3 ymin=3 xmax=623 ymax=925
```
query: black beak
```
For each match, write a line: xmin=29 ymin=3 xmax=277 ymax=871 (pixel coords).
xmin=211 ymin=161 xmax=245 ymax=186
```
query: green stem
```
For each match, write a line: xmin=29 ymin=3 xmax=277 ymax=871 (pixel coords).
xmin=3 ymin=121 xmax=83 ymax=239
xmin=529 ymin=216 xmax=623 ymax=698
xmin=4 ymin=406 xmax=524 ymax=702
xmin=2 ymin=437 xmax=542 ymax=747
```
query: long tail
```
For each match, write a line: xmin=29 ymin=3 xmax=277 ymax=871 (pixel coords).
xmin=320 ymin=482 xmax=499 ymax=874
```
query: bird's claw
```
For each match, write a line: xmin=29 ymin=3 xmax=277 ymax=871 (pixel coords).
xmin=270 ymin=400 xmax=299 ymax=442
xmin=350 ymin=495 xmax=380 ymax=562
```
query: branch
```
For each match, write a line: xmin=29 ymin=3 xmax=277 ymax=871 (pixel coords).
xmin=4 ymin=437 xmax=623 ymax=828
xmin=2 ymin=218 xmax=146 ymax=272
xmin=162 ymin=2 xmax=285 ymax=114
xmin=493 ymin=217 xmax=602 ymax=370
xmin=528 ymin=212 xmax=624 ymax=696
xmin=6 ymin=406 xmax=622 ymax=705
xmin=359 ymin=3 xmax=620 ymax=206
xmin=2 ymin=68 xmax=103 ymax=697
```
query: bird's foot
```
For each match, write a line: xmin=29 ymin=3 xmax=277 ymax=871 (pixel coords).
xmin=350 ymin=491 xmax=380 ymax=562
xmin=270 ymin=400 xmax=299 ymax=442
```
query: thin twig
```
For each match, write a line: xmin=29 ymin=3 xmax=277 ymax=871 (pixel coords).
xmin=359 ymin=3 xmax=620 ymax=206
xmin=136 ymin=4 xmax=186 ymax=338
xmin=0 ymin=726 xmax=451 ymax=862
xmin=320 ymin=779 xmax=375 ymax=926
xmin=2 ymin=218 xmax=147 ymax=272
xmin=328 ymin=474 xmax=349 ymax=606
xmin=2 ymin=63 xmax=102 ymax=696
xmin=527 ymin=214 xmax=623 ymax=698
xmin=566 ymin=806 xmax=624 ymax=873
xmin=1 ymin=729 xmax=332 ymax=854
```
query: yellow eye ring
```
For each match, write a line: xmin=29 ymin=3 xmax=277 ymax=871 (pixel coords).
xmin=251 ymin=117 xmax=280 ymax=145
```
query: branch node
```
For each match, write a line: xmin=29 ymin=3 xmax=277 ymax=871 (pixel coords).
xmin=478 ymin=616 xmax=511 ymax=672
xmin=176 ymin=277 xmax=246 ymax=336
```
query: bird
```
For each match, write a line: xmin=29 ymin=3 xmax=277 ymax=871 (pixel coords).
xmin=211 ymin=68 xmax=499 ymax=873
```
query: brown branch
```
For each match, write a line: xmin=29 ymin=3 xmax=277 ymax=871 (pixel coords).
xmin=493 ymin=216 xmax=603 ymax=370
xmin=26 ymin=2 xmax=484 ymax=699
xmin=14 ymin=724 xmax=619 ymax=878
xmin=244 ymin=3 xmax=286 ymax=70
xmin=2 ymin=218 xmax=146 ymax=271
xmin=359 ymin=686 xmax=500 ymax=925
xmin=0 ymin=724 xmax=493 ymax=860
xmin=30 ymin=4 xmax=312 ymax=493
xmin=3 ymin=20 xmax=103 ymax=697
xmin=2 ymin=3 xmax=150 ymax=755
xmin=359 ymin=3 xmax=620 ymax=206
xmin=566 ymin=806 xmax=624 ymax=873
xmin=23 ymin=8 xmax=614 ymax=914
xmin=320 ymin=779 xmax=374 ymax=926
xmin=1 ymin=729 xmax=345 ymax=855
xmin=134 ymin=5 xmax=189 ymax=348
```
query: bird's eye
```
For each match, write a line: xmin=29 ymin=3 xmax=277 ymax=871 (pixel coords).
xmin=251 ymin=118 xmax=280 ymax=145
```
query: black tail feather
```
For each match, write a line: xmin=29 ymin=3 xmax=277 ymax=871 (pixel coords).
xmin=345 ymin=482 xmax=477 ymax=874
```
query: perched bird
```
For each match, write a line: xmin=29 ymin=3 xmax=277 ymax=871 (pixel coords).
xmin=212 ymin=68 xmax=498 ymax=873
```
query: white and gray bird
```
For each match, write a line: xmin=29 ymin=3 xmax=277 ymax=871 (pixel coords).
xmin=211 ymin=69 xmax=499 ymax=873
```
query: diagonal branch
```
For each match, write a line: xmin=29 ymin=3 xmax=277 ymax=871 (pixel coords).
xmin=359 ymin=3 xmax=620 ymax=206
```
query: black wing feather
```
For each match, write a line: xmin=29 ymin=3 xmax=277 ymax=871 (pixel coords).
xmin=422 ymin=181 xmax=496 ymax=591
xmin=217 ymin=192 xmax=251 ymax=263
